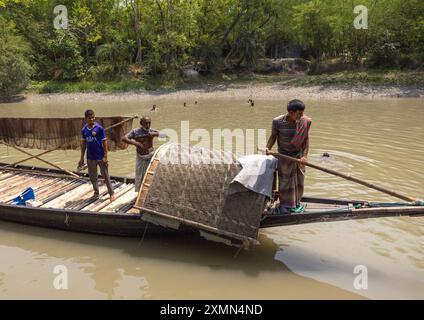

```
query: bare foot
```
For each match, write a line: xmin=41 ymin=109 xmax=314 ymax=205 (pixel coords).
xmin=110 ymin=194 xmax=116 ymax=203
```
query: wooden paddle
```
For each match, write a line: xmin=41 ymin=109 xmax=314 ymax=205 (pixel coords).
xmin=258 ymin=148 xmax=417 ymax=203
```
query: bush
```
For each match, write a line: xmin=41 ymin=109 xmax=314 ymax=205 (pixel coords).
xmin=366 ymin=43 xmax=399 ymax=69
xmin=0 ymin=54 xmax=32 ymax=96
xmin=47 ymin=31 xmax=84 ymax=80
xmin=308 ymin=58 xmax=358 ymax=75
xmin=398 ymin=53 xmax=424 ymax=70
xmin=96 ymin=41 xmax=133 ymax=75
xmin=0 ymin=33 xmax=32 ymax=96
xmin=85 ymin=65 xmax=116 ymax=80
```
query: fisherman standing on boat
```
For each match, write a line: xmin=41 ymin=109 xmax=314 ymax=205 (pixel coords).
xmin=79 ymin=109 xmax=116 ymax=202
xmin=266 ymin=99 xmax=312 ymax=214
xmin=122 ymin=116 xmax=164 ymax=192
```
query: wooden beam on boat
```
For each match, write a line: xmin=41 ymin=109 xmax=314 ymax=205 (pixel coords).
xmin=126 ymin=206 xmax=141 ymax=214
xmin=100 ymin=187 xmax=137 ymax=213
xmin=40 ymin=181 xmax=88 ymax=207
xmin=301 ymin=196 xmax=366 ymax=206
xmin=260 ymin=205 xmax=424 ymax=228
xmin=0 ymin=172 xmax=15 ymax=181
xmin=64 ymin=185 xmax=108 ymax=210
xmin=0 ymin=172 xmax=25 ymax=185
xmin=91 ymin=185 xmax=134 ymax=212
xmin=34 ymin=179 xmax=76 ymax=200
xmin=0 ymin=174 xmax=46 ymax=195
xmin=1 ymin=176 xmax=52 ymax=202
xmin=42 ymin=183 xmax=94 ymax=209
xmin=1 ymin=172 xmax=26 ymax=184
xmin=72 ymin=182 xmax=123 ymax=211
xmin=78 ymin=182 xmax=124 ymax=211
xmin=87 ymin=184 xmax=134 ymax=212
xmin=0 ymin=174 xmax=31 ymax=193
xmin=135 ymin=158 xmax=159 ymax=209
xmin=118 ymin=202 xmax=137 ymax=214
xmin=5 ymin=177 xmax=65 ymax=204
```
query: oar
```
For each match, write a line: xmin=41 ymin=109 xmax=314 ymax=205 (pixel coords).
xmin=258 ymin=148 xmax=417 ymax=203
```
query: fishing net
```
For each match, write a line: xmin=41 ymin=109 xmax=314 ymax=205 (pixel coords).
xmin=0 ymin=117 xmax=133 ymax=150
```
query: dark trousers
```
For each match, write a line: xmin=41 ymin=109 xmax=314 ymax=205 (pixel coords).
xmin=87 ymin=159 xmax=114 ymax=196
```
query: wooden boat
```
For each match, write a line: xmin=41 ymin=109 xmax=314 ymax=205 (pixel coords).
xmin=0 ymin=162 xmax=423 ymax=241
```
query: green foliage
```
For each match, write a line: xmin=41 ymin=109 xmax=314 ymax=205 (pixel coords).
xmin=96 ymin=40 xmax=134 ymax=76
xmin=46 ymin=31 xmax=84 ymax=80
xmin=0 ymin=21 xmax=33 ymax=96
xmin=1 ymin=0 xmax=423 ymax=92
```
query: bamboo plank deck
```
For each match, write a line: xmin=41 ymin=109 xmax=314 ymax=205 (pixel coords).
xmin=0 ymin=169 xmax=137 ymax=214
xmin=0 ymin=168 xmax=352 ymax=216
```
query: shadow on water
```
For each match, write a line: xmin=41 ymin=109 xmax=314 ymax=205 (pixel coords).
xmin=0 ymin=219 xmax=367 ymax=276
xmin=0 ymin=220 xmax=367 ymax=299
xmin=0 ymin=220 xmax=288 ymax=275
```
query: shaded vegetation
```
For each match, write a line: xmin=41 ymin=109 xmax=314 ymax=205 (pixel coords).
xmin=0 ymin=0 xmax=423 ymax=95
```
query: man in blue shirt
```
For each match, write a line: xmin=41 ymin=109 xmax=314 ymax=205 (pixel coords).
xmin=79 ymin=109 xmax=115 ymax=202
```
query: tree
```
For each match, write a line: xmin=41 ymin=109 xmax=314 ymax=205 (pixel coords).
xmin=96 ymin=40 xmax=133 ymax=75
xmin=46 ymin=30 xmax=84 ymax=80
xmin=0 ymin=22 xmax=32 ymax=96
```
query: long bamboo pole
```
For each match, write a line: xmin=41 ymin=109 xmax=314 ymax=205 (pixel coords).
xmin=0 ymin=141 xmax=81 ymax=178
xmin=258 ymin=148 xmax=417 ymax=203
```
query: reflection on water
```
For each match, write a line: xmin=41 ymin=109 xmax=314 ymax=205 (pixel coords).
xmin=269 ymin=216 xmax=424 ymax=300
xmin=0 ymin=98 xmax=423 ymax=299
xmin=0 ymin=221 xmax=362 ymax=299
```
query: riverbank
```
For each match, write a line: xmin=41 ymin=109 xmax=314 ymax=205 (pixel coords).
xmin=4 ymin=71 xmax=422 ymax=103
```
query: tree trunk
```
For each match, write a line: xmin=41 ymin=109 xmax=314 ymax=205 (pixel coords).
xmin=132 ymin=0 xmax=142 ymax=64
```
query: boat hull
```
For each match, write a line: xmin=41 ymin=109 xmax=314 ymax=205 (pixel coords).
xmin=0 ymin=202 xmax=180 ymax=236
xmin=0 ymin=163 xmax=423 ymax=238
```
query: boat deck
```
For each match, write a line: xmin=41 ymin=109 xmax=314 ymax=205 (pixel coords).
xmin=265 ymin=196 xmax=352 ymax=214
xmin=0 ymin=168 xmax=138 ymax=214
xmin=0 ymin=164 xmax=423 ymax=240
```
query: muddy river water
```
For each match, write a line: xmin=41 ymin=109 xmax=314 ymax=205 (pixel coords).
xmin=0 ymin=97 xmax=423 ymax=299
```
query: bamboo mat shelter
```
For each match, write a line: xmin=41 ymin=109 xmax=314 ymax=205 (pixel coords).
xmin=135 ymin=143 xmax=267 ymax=243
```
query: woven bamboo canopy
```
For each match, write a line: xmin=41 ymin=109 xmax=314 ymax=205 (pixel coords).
xmin=135 ymin=143 xmax=266 ymax=244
